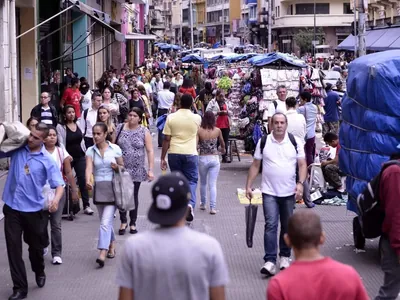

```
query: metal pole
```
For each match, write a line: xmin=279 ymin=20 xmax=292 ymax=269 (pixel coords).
xmin=313 ymin=0 xmax=316 ymax=57
xmin=180 ymin=1 xmax=183 ymax=45
xmin=353 ymin=1 xmax=357 ymax=56
xmin=10 ymin=0 xmax=18 ymax=121
xmin=267 ymin=0 xmax=272 ymax=52
xmin=189 ymin=0 xmax=194 ymax=52
xmin=16 ymin=5 xmax=75 ymax=40
xmin=357 ymin=0 xmax=366 ymax=56
xmin=222 ymin=0 xmax=225 ymax=45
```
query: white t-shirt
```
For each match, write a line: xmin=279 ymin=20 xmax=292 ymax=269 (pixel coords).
xmin=267 ymin=99 xmax=287 ymax=117
xmin=254 ymin=133 xmax=305 ymax=197
xmin=116 ymin=226 xmax=229 ymax=300
xmin=81 ymin=90 xmax=92 ymax=111
xmin=286 ymin=110 xmax=306 ymax=144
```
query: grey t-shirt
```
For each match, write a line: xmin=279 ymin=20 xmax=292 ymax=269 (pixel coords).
xmin=116 ymin=226 xmax=229 ymax=300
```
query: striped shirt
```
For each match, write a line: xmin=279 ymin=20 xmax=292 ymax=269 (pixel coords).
xmin=41 ymin=107 xmax=53 ymax=125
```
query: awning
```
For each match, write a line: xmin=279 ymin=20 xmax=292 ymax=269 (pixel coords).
xmin=337 ymin=27 xmax=400 ymax=52
xmin=125 ymin=33 xmax=157 ymax=41
xmin=65 ymin=0 xmax=125 ymax=42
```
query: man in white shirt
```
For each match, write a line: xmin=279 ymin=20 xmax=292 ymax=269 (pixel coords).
xmin=157 ymin=82 xmax=175 ymax=147
xmin=79 ymin=91 xmax=102 ymax=148
xmin=286 ymin=97 xmax=315 ymax=209
xmin=245 ymin=113 xmax=307 ymax=277
xmin=285 ymin=97 xmax=306 ymax=142
xmin=267 ymin=85 xmax=288 ymax=133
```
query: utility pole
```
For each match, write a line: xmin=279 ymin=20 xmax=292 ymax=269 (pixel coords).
xmin=357 ymin=0 xmax=366 ymax=57
xmin=189 ymin=0 xmax=194 ymax=52
xmin=180 ymin=1 xmax=183 ymax=45
xmin=222 ymin=0 xmax=225 ymax=45
xmin=313 ymin=0 xmax=316 ymax=57
xmin=267 ymin=0 xmax=272 ymax=52
xmin=353 ymin=0 xmax=357 ymax=55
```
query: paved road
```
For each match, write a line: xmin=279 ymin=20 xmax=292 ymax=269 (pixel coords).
xmin=0 ymin=139 xmax=384 ymax=300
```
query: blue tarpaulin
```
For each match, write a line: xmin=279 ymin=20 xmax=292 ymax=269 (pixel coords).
xmin=181 ymin=54 xmax=205 ymax=64
xmin=250 ymin=52 xmax=307 ymax=68
xmin=339 ymin=50 xmax=400 ymax=213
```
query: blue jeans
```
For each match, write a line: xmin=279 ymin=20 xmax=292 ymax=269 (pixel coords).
xmin=262 ymin=193 xmax=295 ymax=263
xmin=96 ymin=205 xmax=116 ymax=250
xmin=198 ymin=155 xmax=220 ymax=209
xmin=168 ymin=154 xmax=198 ymax=208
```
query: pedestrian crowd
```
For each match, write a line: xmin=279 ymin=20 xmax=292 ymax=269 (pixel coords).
xmin=0 ymin=50 xmax=398 ymax=300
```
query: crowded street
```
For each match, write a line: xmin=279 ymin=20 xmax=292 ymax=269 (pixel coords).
xmin=0 ymin=140 xmax=383 ymax=299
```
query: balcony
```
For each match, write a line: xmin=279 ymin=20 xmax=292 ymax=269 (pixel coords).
xmin=193 ymin=0 xmax=206 ymax=3
xmin=273 ymin=14 xmax=353 ymax=28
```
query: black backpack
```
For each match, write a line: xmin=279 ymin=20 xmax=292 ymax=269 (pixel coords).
xmin=258 ymin=133 xmax=298 ymax=174
xmin=356 ymin=160 xmax=400 ymax=239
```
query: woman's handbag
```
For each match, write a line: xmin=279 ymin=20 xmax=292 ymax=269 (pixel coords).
xmin=112 ymin=166 xmax=135 ymax=212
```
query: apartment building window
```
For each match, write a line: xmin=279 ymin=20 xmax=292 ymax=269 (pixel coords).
xmin=183 ymin=8 xmax=189 ymax=22
xmin=343 ymin=3 xmax=352 ymax=14
xmin=207 ymin=11 xmax=222 ymax=23
xmin=287 ymin=4 xmax=293 ymax=15
xmin=295 ymin=3 xmax=330 ymax=14
xmin=249 ymin=6 xmax=257 ymax=19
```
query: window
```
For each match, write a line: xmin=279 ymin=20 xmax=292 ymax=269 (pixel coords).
xmin=295 ymin=3 xmax=330 ymax=15
xmin=287 ymin=4 xmax=293 ymax=15
xmin=249 ymin=6 xmax=257 ymax=19
xmin=343 ymin=3 xmax=352 ymax=14
xmin=96 ymin=0 xmax=101 ymax=4
xmin=183 ymin=8 xmax=189 ymax=22
xmin=337 ymin=34 xmax=347 ymax=44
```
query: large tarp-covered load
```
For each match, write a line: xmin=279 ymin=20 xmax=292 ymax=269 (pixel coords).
xmin=340 ymin=50 xmax=400 ymax=212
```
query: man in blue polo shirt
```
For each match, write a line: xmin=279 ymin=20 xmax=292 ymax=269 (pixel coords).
xmin=2 ymin=122 xmax=64 ymax=300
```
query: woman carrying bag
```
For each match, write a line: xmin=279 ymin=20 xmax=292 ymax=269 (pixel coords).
xmin=115 ymin=107 xmax=155 ymax=235
xmin=85 ymin=123 xmax=124 ymax=268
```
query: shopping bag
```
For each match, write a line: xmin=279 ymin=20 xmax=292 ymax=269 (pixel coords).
xmin=245 ymin=204 xmax=258 ymax=248
xmin=112 ymin=166 xmax=135 ymax=212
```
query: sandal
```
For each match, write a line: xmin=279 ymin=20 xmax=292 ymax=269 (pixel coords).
xmin=130 ymin=226 xmax=138 ymax=234
xmin=107 ymin=248 xmax=116 ymax=259
xmin=118 ymin=224 xmax=128 ymax=235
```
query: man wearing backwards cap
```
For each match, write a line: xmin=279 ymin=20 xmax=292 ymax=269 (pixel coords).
xmin=116 ymin=172 xmax=229 ymax=300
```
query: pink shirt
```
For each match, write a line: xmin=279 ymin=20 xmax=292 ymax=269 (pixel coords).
xmin=267 ymin=257 xmax=369 ymax=300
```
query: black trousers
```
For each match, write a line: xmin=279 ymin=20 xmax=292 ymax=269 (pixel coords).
xmin=157 ymin=108 xmax=169 ymax=147
xmin=71 ymin=156 xmax=90 ymax=209
xmin=3 ymin=204 xmax=46 ymax=293
xmin=219 ymin=128 xmax=230 ymax=160
xmin=119 ymin=182 xmax=141 ymax=226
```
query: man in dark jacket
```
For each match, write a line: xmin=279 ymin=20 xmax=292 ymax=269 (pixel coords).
xmin=376 ymin=156 xmax=400 ymax=299
xmin=30 ymin=92 xmax=58 ymax=126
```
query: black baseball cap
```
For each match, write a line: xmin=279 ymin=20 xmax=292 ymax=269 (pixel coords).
xmin=148 ymin=172 xmax=191 ymax=226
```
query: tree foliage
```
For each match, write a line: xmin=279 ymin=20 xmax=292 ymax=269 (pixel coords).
xmin=293 ymin=27 xmax=325 ymax=54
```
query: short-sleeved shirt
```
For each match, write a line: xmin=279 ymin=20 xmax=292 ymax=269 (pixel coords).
xmin=267 ymin=257 xmax=369 ymax=300
xmin=254 ymin=132 xmax=305 ymax=197
xmin=297 ymin=102 xmax=318 ymax=139
xmin=267 ymin=99 xmax=287 ymax=117
xmin=116 ymin=226 xmax=229 ymax=300
xmin=323 ymin=91 xmax=340 ymax=122
xmin=62 ymin=88 xmax=82 ymax=118
xmin=163 ymin=109 xmax=201 ymax=155
xmin=86 ymin=142 xmax=122 ymax=182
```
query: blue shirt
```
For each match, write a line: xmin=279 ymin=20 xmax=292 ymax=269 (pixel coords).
xmin=2 ymin=145 xmax=64 ymax=212
xmin=86 ymin=142 xmax=122 ymax=182
xmin=323 ymin=91 xmax=340 ymax=122
xmin=297 ymin=102 xmax=318 ymax=139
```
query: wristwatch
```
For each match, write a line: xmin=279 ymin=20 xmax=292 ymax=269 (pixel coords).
xmin=297 ymin=180 xmax=304 ymax=186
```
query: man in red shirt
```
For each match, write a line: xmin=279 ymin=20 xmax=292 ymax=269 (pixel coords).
xmin=61 ymin=77 xmax=82 ymax=118
xmin=376 ymin=156 xmax=400 ymax=299
xmin=267 ymin=210 xmax=369 ymax=300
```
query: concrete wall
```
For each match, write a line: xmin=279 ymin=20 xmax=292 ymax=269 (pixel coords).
xmin=19 ymin=6 xmax=38 ymax=123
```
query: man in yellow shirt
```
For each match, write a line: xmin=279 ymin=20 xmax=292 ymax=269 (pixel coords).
xmin=161 ymin=94 xmax=202 ymax=222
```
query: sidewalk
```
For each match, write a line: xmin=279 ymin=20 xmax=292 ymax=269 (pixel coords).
xmin=0 ymin=144 xmax=383 ymax=300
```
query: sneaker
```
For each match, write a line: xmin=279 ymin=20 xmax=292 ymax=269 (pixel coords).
xmin=260 ymin=262 xmax=276 ymax=276
xmin=199 ymin=203 xmax=206 ymax=211
xmin=279 ymin=256 xmax=291 ymax=270
xmin=84 ymin=207 xmax=94 ymax=215
xmin=43 ymin=247 xmax=48 ymax=257
xmin=52 ymin=256 xmax=62 ymax=265
xmin=186 ymin=204 xmax=194 ymax=222
xmin=210 ymin=209 xmax=217 ymax=215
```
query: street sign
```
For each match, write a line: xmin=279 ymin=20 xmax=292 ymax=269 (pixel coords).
xmin=282 ymin=39 xmax=291 ymax=44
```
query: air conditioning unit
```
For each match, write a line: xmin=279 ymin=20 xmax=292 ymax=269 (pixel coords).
xmin=219 ymin=16 xmax=229 ymax=22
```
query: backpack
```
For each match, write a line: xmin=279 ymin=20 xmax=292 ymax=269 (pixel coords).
xmin=356 ymin=160 xmax=400 ymax=239
xmin=258 ymin=132 xmax=298 ymax=174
